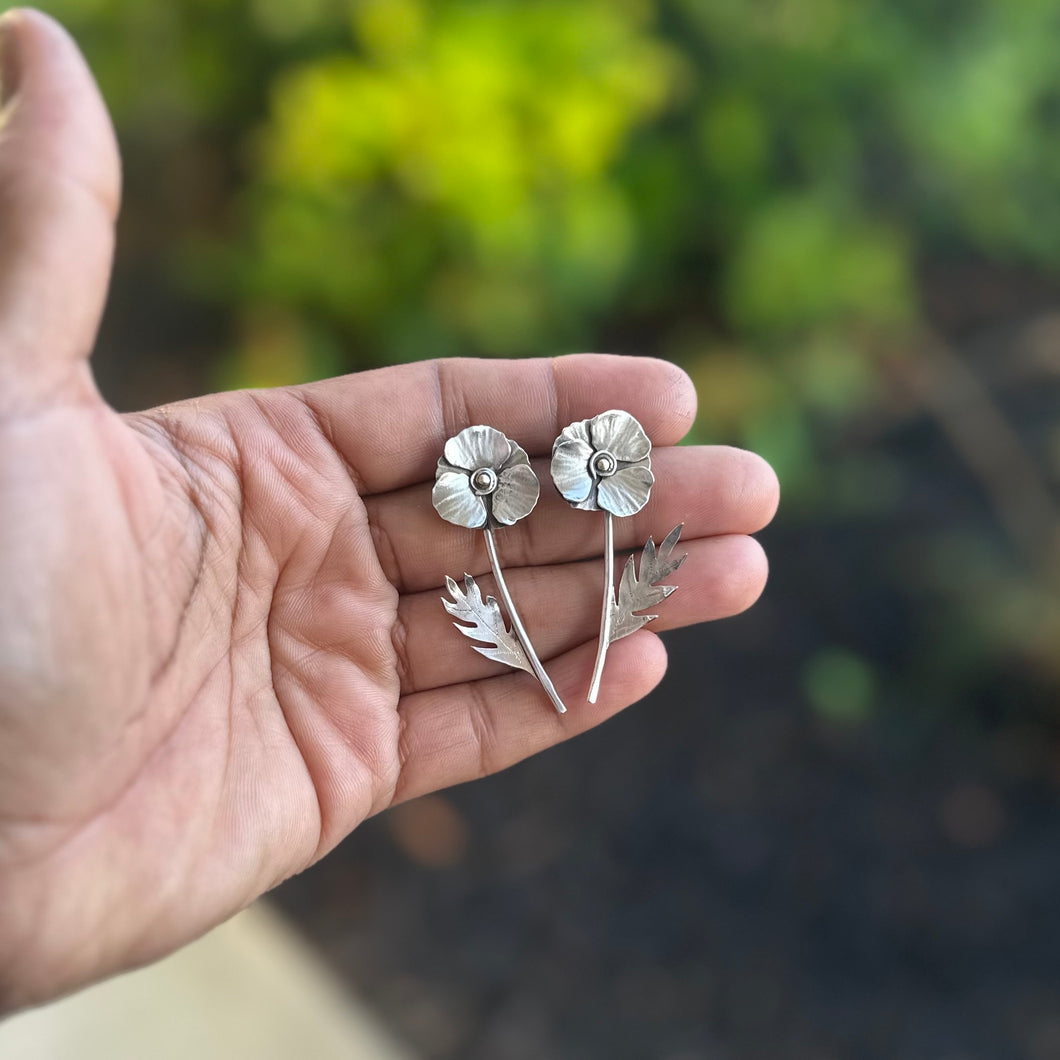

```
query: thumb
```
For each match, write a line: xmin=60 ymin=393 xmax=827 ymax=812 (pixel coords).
xmin=0 ymin=8 xmax=121 ymax=411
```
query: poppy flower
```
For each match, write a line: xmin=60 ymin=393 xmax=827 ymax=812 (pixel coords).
xmin=550 ymin=409 xmax=654 ymax=517
xmin=433 ymin=425 xmax=540 ymax=529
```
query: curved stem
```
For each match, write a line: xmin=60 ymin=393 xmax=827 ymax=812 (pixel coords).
xmin=587 ymin=511 xmax=615 ymax=704
xmin=483 ymin=527 xmax=567 ymax=715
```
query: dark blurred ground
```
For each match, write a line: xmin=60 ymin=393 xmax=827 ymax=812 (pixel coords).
xmin=264 ymin=274 xmax=1060 ymax=1060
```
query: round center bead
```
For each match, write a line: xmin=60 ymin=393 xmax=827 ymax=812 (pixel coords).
xmin=470 ymin=467 xmax=498 ymax=495
xmin=592 ymin=451 xmax=617 ymax=478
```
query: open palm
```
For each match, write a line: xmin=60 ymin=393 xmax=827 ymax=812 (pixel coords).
xmin=0 ymin=10 xmax=778 ymax=1011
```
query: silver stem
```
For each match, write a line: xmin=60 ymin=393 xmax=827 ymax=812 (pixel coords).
xmin=483 ymin=527 xmax=567 ymax=715
xmin=587 ymin=511 xmax=615 ymax=704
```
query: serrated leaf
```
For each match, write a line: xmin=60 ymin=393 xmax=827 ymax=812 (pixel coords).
xmin=609 ymin=524 xmax=687 ymax=643
xmin=442 ymin=574 xmax=533 ymax=674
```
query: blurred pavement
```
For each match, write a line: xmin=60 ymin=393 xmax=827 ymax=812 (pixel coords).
xmin=0 ymin=901 xmax=417 ymax=1060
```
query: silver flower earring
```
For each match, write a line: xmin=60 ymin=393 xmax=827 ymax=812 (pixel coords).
xmin=551 ymin=410 xmax=686 ymax=703
xmin=433 ymin=425 xmax=567 ymax=715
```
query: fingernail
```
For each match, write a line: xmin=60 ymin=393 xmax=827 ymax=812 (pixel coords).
xmin=0 ymin=10 xmax=23 ymax=108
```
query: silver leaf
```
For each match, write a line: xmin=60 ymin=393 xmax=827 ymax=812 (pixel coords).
xmin=442 ymin=574 xmax=534 ymax=674
xmin=609 ymin=524 xmax=687 ymax=643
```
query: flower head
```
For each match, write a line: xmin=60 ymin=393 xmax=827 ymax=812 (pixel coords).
xmin=550 ymin=410 xmax=654 ymax=516
xmin=433 ymin=425 xmax=540 ymax=529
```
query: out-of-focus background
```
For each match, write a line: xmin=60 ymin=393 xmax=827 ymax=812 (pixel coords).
xmin=17 ymin=0 xmax=1060 ymax=1056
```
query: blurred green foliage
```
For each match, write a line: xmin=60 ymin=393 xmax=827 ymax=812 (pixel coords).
xmin=34 ymin=0 xmax=1060 ymax=702
xmin=42 ymin=0 xmax=1060 ymax=391
xmin=803 ymin=646 xmax=876 ymax=725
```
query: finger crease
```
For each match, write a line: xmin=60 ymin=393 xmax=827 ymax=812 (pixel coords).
xmin=546 ymin=356 xmax=563 ymax=436
xmin=467 ymin=681 xmax=499 ymax=780
xmin=435 ymin=359 xmax=468 ymax=441
xmin=390 ymin=602 xmax=413 ymax=692
xmin=294 ymin=392 xmax=369 ymax=496
xmin=391 ymin=710 xmax=413 ymax=806
xmin=368 ymin=511 xmax=406 ymax=590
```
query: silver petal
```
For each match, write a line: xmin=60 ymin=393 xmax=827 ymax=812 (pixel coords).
xmin=550 ymin=437 xmax=595 ymax=504
xmin=552 ymin=418 xmax=591 ymax=454
xmin=444 ymin=425 xmax=512 ymax=472
xmin=597 ymin=463 xmax=654 ymax=517
xmin=432 ymin=470 xmax=488 ymax=528
xmin=590 ymin=410 xmax=651 ymax=463
xmin=504 ymin=440 xmax=532 ymax=468
xmin=491 ymin=463 xmax=540 ymax=525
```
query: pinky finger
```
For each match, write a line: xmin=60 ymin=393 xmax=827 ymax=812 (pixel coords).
xmin=389 ymin=632 xmax=668 ymax=806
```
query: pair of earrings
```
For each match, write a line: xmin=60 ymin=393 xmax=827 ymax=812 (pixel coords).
xmin=432 ymin=410 xmax=686 ymax=715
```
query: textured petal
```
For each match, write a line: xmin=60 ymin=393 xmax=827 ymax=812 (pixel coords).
xmin=491 ymin=463 xmax=540 ymax=525
xmin=504 ymin=440 xmax=532 ymax=469
xmin=433 ymin=471 xmax=488 ymax=528
xmin=444 ymin=425 xmax=511 ymax=472
xmin=590 ymin=410 xmax=651 ymax=463
xmin=597 ymin=463 xmax=654 ymax=517
xmin=550 ymin=437 xmax=595 ymax=503
xmin=552 ymin=418 xmax=591 ymax=455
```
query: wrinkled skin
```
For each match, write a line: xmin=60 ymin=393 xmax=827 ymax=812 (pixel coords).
xmin=0 ymin=9 xmax=778 ymax=1011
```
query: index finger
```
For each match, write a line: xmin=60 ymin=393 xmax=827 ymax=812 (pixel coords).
xmin=293 ymin=354 xmax=697 ymax=495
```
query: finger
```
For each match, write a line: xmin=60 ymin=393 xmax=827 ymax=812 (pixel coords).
xmin=0 ymin=9 xmax=121 ymax=410
xmin=367 ymin=445 xmax=780 ymax=593
xmin=390 ymin=631 xmax=667 ymax=806
xmin=293 ymin=354 xmax=697 ymax=495
xmin=396 ymin=533 xmax=767 ymax=694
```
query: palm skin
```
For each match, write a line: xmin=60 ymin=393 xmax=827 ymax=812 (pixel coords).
xmin=0 ymin=9 xmax=778 ymax=1012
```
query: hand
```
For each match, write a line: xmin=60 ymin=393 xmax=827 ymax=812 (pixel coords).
xmin=0 ymin=10 xmax=778 ymax=1011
